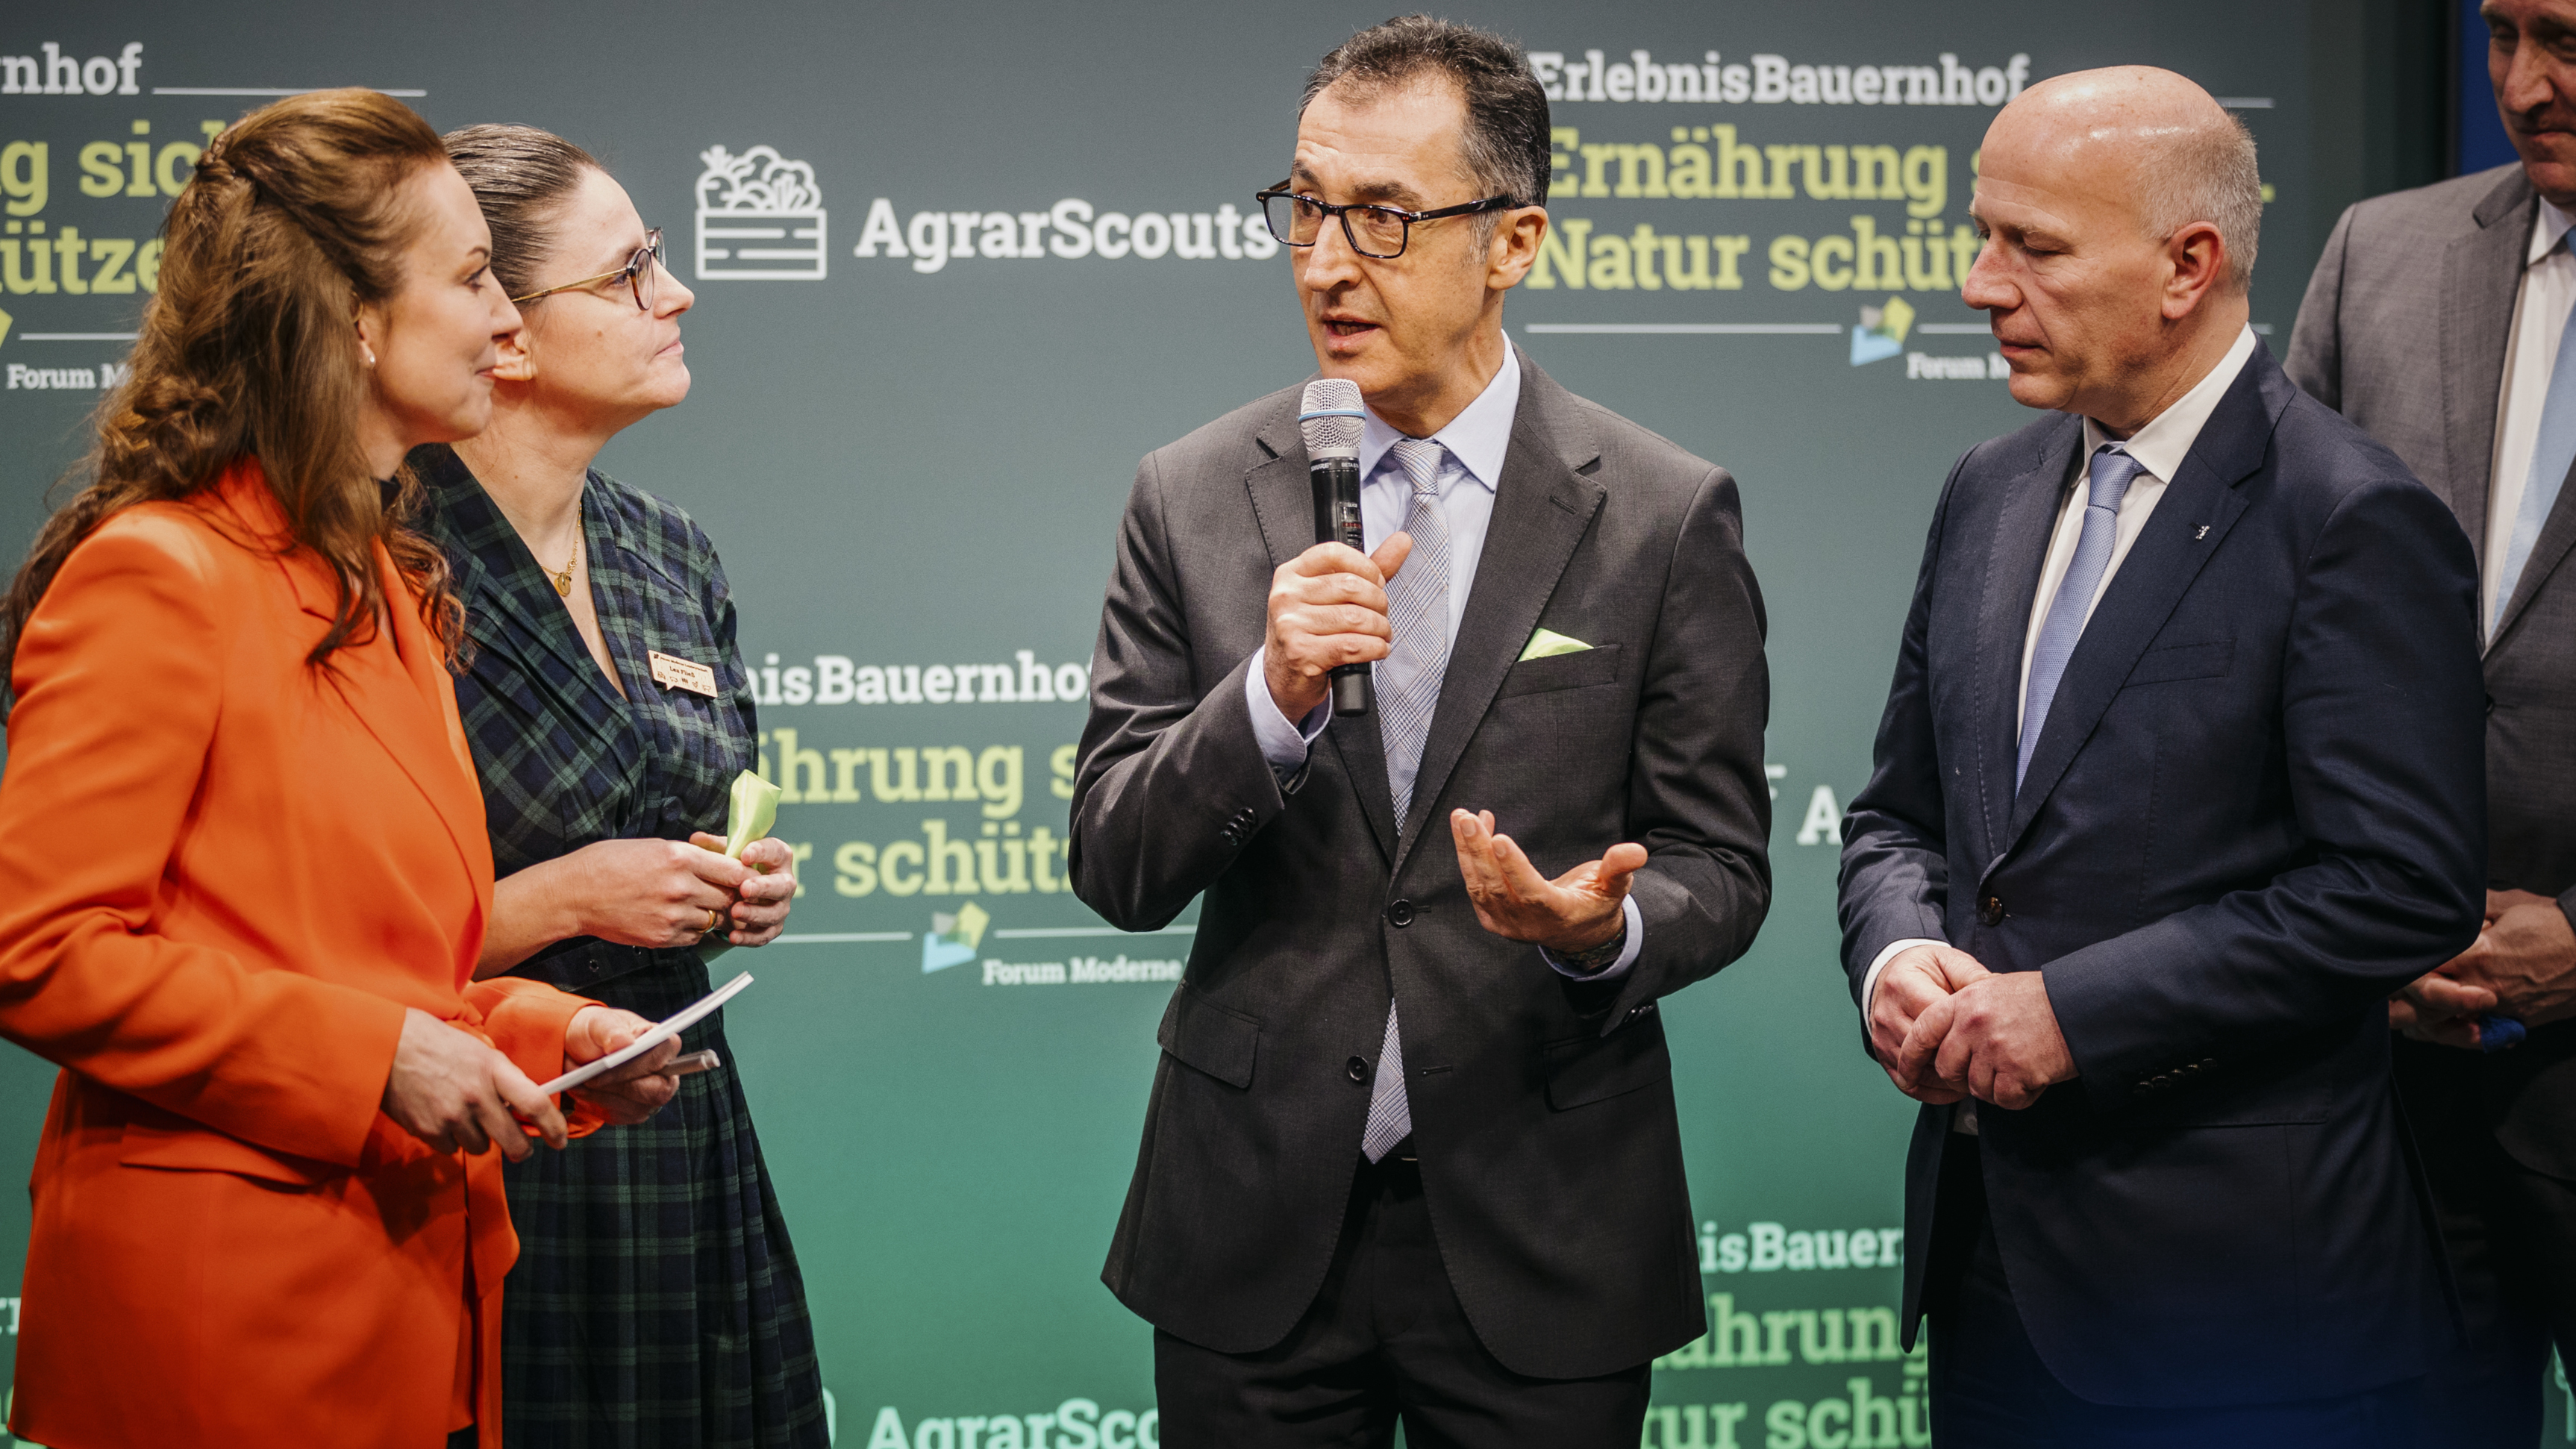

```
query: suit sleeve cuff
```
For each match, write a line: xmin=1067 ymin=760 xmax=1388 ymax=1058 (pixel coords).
xmin=1245 ymin=646 xmax=1331 ymax=778
xmin=1542 ymin=895 xmax=1645 ymax=979
xmin=1861 ymin=937 xmax=1947 ymax=1016
xmin=466 ymin=977 xmax=611 ymax=1137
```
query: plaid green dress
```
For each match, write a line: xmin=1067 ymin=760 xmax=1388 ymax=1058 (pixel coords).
xmin=410 ymin=445 xmax=828 ymax=1449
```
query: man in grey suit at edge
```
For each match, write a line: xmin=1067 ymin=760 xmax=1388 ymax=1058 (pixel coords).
xmin=1067 ymin=16 xmax=1770 ymax=1448
xmin=2288 ymin=1 xmax=2576 ymax=1442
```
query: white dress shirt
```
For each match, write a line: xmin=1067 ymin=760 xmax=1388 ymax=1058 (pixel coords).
xmin=1243 ymin=344 xmax=1643 ymax=977
xmin=1859 ymin=324 xmax=2263 ymax=1107
xmin=2485 ymin=197 xmax=2576 ymax=639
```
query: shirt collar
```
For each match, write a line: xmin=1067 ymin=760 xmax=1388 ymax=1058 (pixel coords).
xmin=2533 ymin=196 xmax=2576 ymax=268
xmin=1358 ymin=342 xmax=1521 ymax=492
xmin=2081 ymin=323 xmax=2258 ymax=484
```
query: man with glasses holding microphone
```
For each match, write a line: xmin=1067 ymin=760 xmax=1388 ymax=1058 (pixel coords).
xmin=1070 ymin=16 xmax=1772 ymax=1446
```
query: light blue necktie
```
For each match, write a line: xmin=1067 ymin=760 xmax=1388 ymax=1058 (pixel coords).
xmin=1363 ymin=437 xmax=1451 ymax=1163
xmin=2493 ymin=248 xmax=2576 ymax=634
xmin=2019 ymin=444 xmax=2145 ymax=788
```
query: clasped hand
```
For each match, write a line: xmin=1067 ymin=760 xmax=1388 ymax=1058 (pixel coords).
xmin=1874 ymin=944 xmax=2075 ymax=1110
xmin=381 ymin=1004 xmax=682 ymax=1161
xmin=566 ymin=833 xmax=798 ymax=951
xmin=2388 ymin=889 xmax=2576 ymax=1048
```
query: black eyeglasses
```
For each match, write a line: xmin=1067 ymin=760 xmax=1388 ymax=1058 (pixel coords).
xmin=511 ymin=228 xmax=665 ymax=310
xmin=1256 ymin=187 xmax=1516 ymax=259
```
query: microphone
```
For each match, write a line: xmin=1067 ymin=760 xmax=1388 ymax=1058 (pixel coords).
xmin=1300 ymin=378 xmax=1371 ymax=716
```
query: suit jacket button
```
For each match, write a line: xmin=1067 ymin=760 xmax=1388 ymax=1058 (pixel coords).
xmin=2486 ymin=695 xmax=2497 ymax=716
xmin=1978 ymin=895 xmax=2005 ymax=927
xmin=1347 ymin=1056 xmax=1370 ymax=1083
xmin=1387 ymin=899 xmax=1414 ymax=927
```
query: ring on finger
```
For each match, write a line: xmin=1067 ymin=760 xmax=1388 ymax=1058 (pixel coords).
xmin=703 ymin=907 xmax=724 ymax=934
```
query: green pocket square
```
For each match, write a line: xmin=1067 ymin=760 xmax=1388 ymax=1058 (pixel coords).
xmin=1519 ymin=628 xmax=1592 ymax=662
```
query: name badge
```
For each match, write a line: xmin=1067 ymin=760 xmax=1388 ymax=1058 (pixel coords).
xmin=649 ymin=651 xmax=719 ymax=698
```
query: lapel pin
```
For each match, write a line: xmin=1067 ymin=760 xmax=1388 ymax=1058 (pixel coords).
xmin=2192 ymin=525 xmax=2210 ymax=540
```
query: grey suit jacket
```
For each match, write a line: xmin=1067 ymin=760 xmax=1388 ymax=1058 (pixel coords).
xmin=2289 ymin=162 xmax=2576 ymax=1177
xmin=1069 ymin=348 xmax=1772 ymax=1377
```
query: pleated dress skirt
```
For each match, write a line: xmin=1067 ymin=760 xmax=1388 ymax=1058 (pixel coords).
xmin=498 ymin=952 xmax=830 ymax=1449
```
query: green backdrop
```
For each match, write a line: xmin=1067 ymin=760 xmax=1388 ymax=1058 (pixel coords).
xmin=1 ymin=3 xmax=2563 ymax=1445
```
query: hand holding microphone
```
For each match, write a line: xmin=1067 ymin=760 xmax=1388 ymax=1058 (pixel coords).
xmin=1263 ymin=379 xmax=1411 ymax=722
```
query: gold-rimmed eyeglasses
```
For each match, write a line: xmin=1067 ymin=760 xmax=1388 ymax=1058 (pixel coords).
xmin=1254 ymin=187 xmax=1516 ymax=260
xmin=511 ymin=228 xmax=666 ymax=310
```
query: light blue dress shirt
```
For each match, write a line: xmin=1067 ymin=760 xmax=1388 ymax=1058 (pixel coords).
xmin=1242 ymin=345 xmax=1643 ymax=978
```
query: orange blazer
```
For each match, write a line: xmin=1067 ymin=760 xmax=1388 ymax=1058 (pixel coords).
xmin=0 ymin=460 xmax=598 ymax=1449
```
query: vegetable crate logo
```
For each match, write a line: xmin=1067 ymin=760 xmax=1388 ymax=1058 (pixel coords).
xmin=1849 ymin=295 xmax=1914 ymax=366
xmin=922 ymin=901 xmax=990 ymax=974
xmin=694 ymin=145 xmax=827 ymax=281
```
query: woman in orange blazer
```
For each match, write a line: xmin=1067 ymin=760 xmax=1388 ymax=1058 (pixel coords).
xmin=0 ymin=92 xmax=684 ymax=1449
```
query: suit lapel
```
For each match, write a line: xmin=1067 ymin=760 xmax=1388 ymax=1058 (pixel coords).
xmin=2441 ymin=168 xmax=2534 ymax=566
xmin=348 ymin=548 xmax=496 ymax=912
xmin=1972 ymin=422 xmax=2082 ymax=869
xmin=1248 ymin=402 xmax=1398 ymax=862
xmin=223 ymin=469 xmax=493 ymax=906
xmin=1390 ymin=358 xmax=1604 ymax=877
xmin=1997 ymin=349 xmax=2283 ymax=859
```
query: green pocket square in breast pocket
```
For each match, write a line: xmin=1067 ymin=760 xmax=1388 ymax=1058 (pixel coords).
xmin=1519 ymin=628 xmax=1592 ymax=662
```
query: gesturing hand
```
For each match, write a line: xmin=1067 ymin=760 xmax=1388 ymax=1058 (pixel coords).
xmin=1449 ymin=809 xmax=1642 ymax=960
xmin=1870 ymin=944 xmax=1991 ymax=1103
xmin=1263 ymin=535 xmax=1414 ymax=722
xmin=687 ymin=833 xmax=798 ymax=947
xmin=381 ymin=1007 xmax=566 ymax=1160
xmin=1901 ymin=971 xmax=2076 ymax=1111
xmin=562 ymin=1005 xmax=684 ymax=1126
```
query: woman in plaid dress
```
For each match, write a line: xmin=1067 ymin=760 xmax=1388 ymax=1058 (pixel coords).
xmin=406 ymin=125 xmax=829 ymax=1448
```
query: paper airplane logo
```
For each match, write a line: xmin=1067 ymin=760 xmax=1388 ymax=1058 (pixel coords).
xmin=921 ymin=900 xmax=990 ymax=974
xmin=0 ymin=304 xmax=13 ymax=349
xmin=1850 ymin=295 xmax=1915 ymax=366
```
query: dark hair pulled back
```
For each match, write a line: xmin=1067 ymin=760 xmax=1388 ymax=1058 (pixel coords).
xmin=439 ymin=124 xmax=602 ymax=301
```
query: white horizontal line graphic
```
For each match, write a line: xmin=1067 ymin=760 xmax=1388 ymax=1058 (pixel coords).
xmin=152 ymin=87 xmax=428 ymax=96
xmin=990 ymin=926 xmax=1196 ymax=939
xmin=1524 ymin=322 xmax=1843 ymax=335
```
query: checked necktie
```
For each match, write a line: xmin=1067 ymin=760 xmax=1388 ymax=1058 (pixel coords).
xmin=2018 ymin=443 xmax=2144 ymax=788
xmin=1362 ymin=436 xmax=1451 ymax=1164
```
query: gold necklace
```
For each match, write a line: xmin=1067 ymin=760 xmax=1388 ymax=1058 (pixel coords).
xmin=543 ymin=533 xmax=579 ymax=598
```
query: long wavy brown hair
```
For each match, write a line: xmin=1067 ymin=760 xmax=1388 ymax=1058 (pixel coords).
xmin=0 ymin=87 xmax=464 ymax=701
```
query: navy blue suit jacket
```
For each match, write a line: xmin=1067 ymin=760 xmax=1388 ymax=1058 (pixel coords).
xmin=1838 ymin=343 xmax=2486 ymax=1407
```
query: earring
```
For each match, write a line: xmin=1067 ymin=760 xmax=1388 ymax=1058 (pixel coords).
xmin=361 ymin=344 xmax=377 ymax=367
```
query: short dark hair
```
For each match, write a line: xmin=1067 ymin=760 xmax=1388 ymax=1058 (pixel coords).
xmin=440 ymin=124 xmax=602 ymax=299
xmin=1301 ymin=15 xmax=1552 ymax=219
